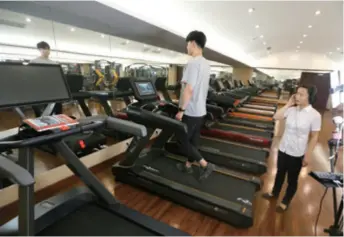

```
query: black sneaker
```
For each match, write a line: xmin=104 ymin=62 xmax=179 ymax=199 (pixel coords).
xmin=176 ymin=163 xmax=193 ymax=174
xmin=199 ymin=163 xmax=215 ymax=180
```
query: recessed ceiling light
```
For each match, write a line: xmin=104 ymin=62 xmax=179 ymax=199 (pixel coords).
xmin=329 ymin=52 xmax=333 ymax=55
xmin=263 ymin=42 xmax=266 ymax=45
xmin=296 ymin=50 xmax=299 ymax=52
xmin=70 ymin=27 xmax=75 ymax=32
xmin=297 ymin=46 xmax=300 ymax=49
xmin=315 ymin=10 xmax=321 ymax=15
xmin=100 ymin=34 xmax=105 ymax=38
xmin=308 ymin=25 xmax=313 ymax=28
xmin=248 ymin=8 xmax=255 ymax=13
xmin=157 ymin=48 xmax=161 ymax=51
xmin=255 ymin=25 xmax=260 ymax=29
xmin=303 ymin=34 xmax=307 ymax=38
xmin=260 ymin=35 xmax=264 ymax=38
xmin=337 ymin=47 xmax=341 ymax=51
xmin=26 ymin=17 xmax=31 ymax=23
xmin=300 ymin=41 xmax=303 ymax=44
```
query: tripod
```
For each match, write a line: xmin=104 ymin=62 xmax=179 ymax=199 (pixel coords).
xmin=324 ymin=126 xmax=343 ymax=236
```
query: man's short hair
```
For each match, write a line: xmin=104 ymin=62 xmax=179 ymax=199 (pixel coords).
xmin=186 ymin=31 xmax=207 ymax=49
xmin=37 ymin=41 xmax=50 ymax=50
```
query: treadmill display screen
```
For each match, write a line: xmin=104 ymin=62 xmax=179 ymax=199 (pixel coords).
xmin=135 ymin=82 xmax=156 ymax=96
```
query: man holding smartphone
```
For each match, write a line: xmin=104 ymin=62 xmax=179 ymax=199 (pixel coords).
xmin=263 ymin=85 xmax=321 ymax=211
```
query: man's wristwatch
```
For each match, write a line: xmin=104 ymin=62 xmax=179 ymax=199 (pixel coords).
xmin=178 ymin=108 xmax=185 ymax=112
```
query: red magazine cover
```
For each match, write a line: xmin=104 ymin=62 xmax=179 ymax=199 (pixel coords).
xmin=23 ymin=114 xmax=79 ymax=132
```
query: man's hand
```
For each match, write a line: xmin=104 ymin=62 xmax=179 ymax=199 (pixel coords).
xmin=302 ymin=159 xmax=308 ymax=167
xmin=176 ymin=111 xmax=184 ymax=121
xmin=286 ymin=94 xmax=296 ymax=107
xmin=302 ymin=153 xmax=311 ymax=167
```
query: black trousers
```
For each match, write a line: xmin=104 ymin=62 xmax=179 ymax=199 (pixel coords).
xmin=177 ymin=115 xmax=204 ymax=163
xmin=272 ymin=151 xmax=303 ymax=205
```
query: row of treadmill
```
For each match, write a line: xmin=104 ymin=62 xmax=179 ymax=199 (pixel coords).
xmin=0 ymin=62 xmax=280 ymax=236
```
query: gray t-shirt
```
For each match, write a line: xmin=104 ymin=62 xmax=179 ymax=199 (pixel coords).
xmin=30 ymin=57 xmax=59 ymax=64
xmin=180 ymin=56 xmax=210 ymax=117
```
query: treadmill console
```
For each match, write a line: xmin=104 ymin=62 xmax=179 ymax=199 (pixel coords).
xmin=130 ymin=79 xmax=157 ymax=101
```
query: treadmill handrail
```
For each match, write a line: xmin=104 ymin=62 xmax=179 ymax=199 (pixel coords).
xmin=126 ymin=107 xmax=187 ymax=135
xmin=0 ymin=155 xmax=35 ymax=186
xmin=0 ymin=122 xmax=104 ymax=149
xmin=0 ymin=117 xmax=147 ymax=149
xmin=107 ymin=117 xmax=147 ymax=137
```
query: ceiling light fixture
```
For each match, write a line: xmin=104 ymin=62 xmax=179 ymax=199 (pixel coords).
xmin=255 ymin=25 xmax=260 ymax=29
xmin=263 ymin=42 xmax=266 ymax=45
xmin=303 ymin=34 xmax=307 ymax=38
xmin=248 ymin=8 xmax=255 ymax=13
xmin=308 ymin=25 xmax=313 ymax=28
xmin=157 ymin=48 xmax=161 ymax=51
xmin=26 ymin=18 xmax=31 ymax=23
xmin=329 ymin=52 xmax=333 ymax=55
xmin=337 ymin=47 xmax=341 ymax=51
xmin=100 ymin=34 xmax=105 ymax=38
xmin=70 ymin=27 xmax=75 ymax=32
xmin=300 ymin=41 xmax=303 ymax=44
xmin=296 ymin=50 xmax=299 ymax=52
xmin=260 ymin=35 xmax=264 ymax=38
xmin=297 ymin=46 xmax=300 ymax=49
xmin=315 ymin=10 xmax=321 ymax=15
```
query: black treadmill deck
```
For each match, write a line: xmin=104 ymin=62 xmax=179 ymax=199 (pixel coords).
xmin=222 ymin=117 xmax=275 ymax=131
xmin=211 ymin=123 xmax=273 ymax=139
xmin=167 ymin=137 xmax=268 ymax=174
xmin=114 ymin=151 xmax=260 ymax=228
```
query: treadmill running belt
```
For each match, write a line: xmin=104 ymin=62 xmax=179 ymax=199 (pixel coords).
xmin=223 ymin=117 xmax=274 ymax=130
xmin=38 ymin=204 xmax=155 ymax=236
xmin=199 ymin=138 xmax=267 ymax=163
xmin=137 ymin=155 xmax=256 ymax=205
xmin=211 ymin=123 xmax=272 ymax=139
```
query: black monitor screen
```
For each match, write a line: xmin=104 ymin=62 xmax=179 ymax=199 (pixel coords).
xmin=135 ymin=81 xmax=156 ymax=96
xmin=0 ymin=63 xmax=71 ymax=109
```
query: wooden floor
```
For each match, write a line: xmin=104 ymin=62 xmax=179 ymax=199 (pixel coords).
xmin=0 ymin=99 xmax=343 ymax=236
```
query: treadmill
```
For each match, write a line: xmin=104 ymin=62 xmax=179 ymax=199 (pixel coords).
xmin=214 ymin=80 xmax=275 ymax=117
xmin=113 ymin=79 xmax=261 ymax=228
xmin=217 ymin=79 xmax=277 ymax=110
xmin=66 ymin=74 xmax=133 ymax=140
xmin=156 ymin=77 xmax=275 ymax=132
xmin=154 ymin=78 xmax=269 ymax=173
xmin=0 ymin=62 xmax=186 ymax=236
xmin=154 ymin=78 xmax=273 ymax=146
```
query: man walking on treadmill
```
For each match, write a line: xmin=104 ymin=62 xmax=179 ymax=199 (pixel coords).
xmin=175 ymin=30 xmax=214 ymax=180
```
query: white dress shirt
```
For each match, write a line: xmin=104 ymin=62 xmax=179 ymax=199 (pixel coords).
xmin=279 ymin=105 xmax=321 ymax=157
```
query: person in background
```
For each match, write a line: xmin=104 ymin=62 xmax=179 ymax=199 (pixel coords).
xmin=263 ymin=85 xmax=321 ymax=212
xmin=31 ymin=41 xmax=61 ymax=114
xmin=31 ymin=41 xmax=58 ymax=64
xmin=175 ymin=30 xmax=215 ymax=180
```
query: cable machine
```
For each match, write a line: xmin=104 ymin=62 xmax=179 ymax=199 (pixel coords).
xmin=124 ymin=63 xmax=168 ymax=79
xmin=93 ymin=60 xmax=122 ymax=90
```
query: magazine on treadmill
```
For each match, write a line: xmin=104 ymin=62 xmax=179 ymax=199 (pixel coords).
xmin=23 ymin=114 xmax=79 ymax=132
